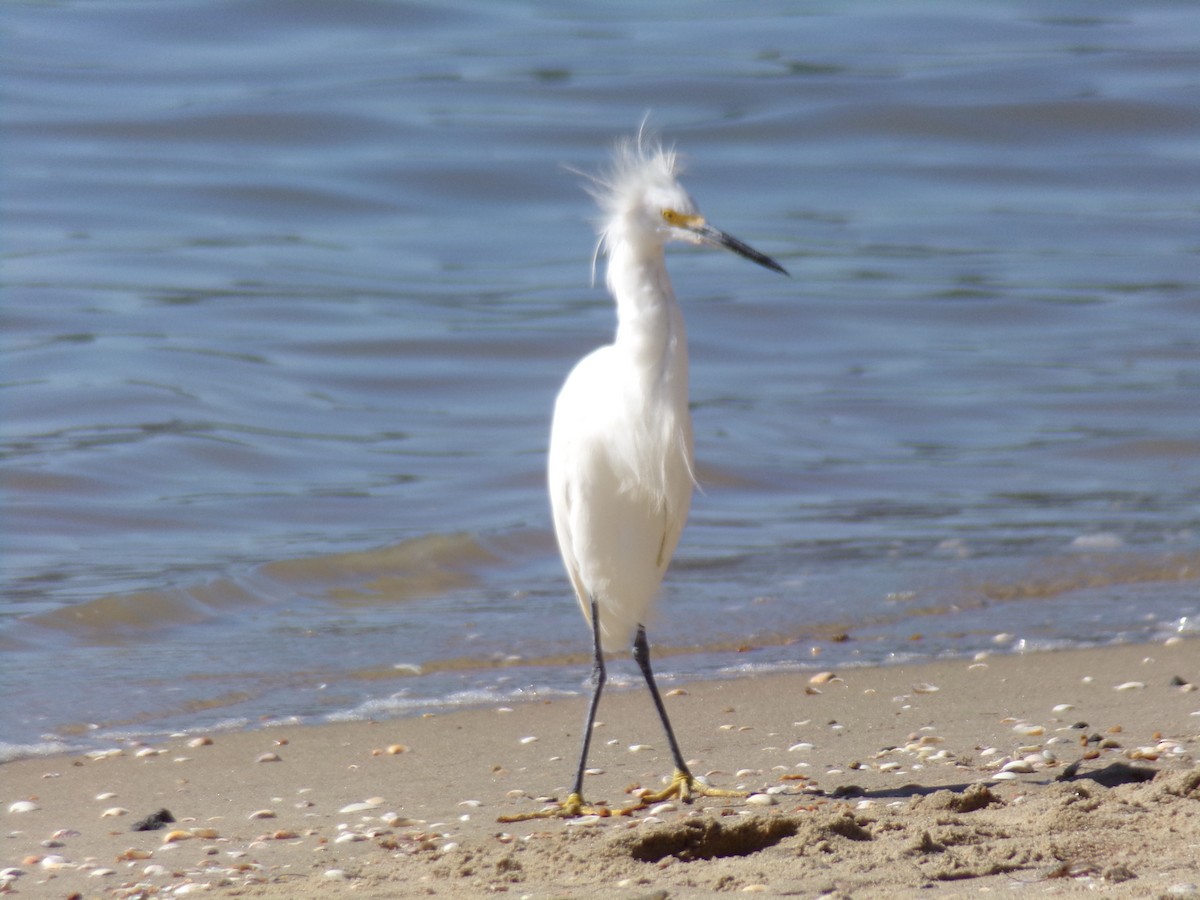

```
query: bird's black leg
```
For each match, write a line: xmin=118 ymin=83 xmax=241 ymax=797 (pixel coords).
xmin=632 ymin=625 xmax=691 ymax=777
xmin=496 ymin=598 xmax=609 ymax=821
xmin=625 ymin=626 xmax=747 ymax=808
xmin=570 ymin=597 xmax=607 ymax=799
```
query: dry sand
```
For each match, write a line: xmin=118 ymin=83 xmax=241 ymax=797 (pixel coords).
xmin=4 ymin=639 xmax=1199 ymax=899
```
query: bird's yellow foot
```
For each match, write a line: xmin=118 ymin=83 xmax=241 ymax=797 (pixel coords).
xmin=496 ymin=792 xmax=613 ymax=823
xmin=622 ymin=769 xmax=747 ymax=812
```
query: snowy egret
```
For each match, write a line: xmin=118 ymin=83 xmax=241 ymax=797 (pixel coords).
xmin=503 ymin=131 xmax=787 ymax=821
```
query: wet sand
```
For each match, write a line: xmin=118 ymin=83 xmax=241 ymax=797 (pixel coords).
xmin=4 ymin=639 xmax=1199 ymax=898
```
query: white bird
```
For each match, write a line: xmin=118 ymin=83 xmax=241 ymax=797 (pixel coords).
xmin=505 ymin=130 xmax=786 ymax=822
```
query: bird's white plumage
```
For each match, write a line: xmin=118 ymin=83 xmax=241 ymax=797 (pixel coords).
xmin=548 ymin=136 xmax=699 ymax=652
xmin=500 ymin=129 xmax=786 ymax=821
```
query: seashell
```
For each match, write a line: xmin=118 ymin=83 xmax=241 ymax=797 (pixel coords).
xmin=256 ymin=752 xmax=282 ymax=763
xmin=248 ymin=810 xmax=276 ymax=820
xmin=649 ymin=802 xmax=676 ymax=816
xmin=1000 ymin=760 xmax=1035 ymax=774
xmin=191 ymin=827 xmax=219 ymax=839
xmin=518 ymin=736 xmax=538 ymax=745
xmin=135 ymin=747 xmax=162 ymax=758
xmin=272 ymin=830 xmax=299 ymax=840
xmin=912 ymin=683 xmax=939 ymax=694
xmin=386 ymin=744 xmax=409 ymax=755
xmin=7 ymin=800 xmax=39 ymax=813
xmin=89 ymin=867 xmax=116 ymax=877
xmin=95 ymin=792 xmax=118 ymax=801
xmin=162 ymin=829 xmax=195 ymax=843
xmin=745 ymin=793 xmax=777 ymax=806
xmin=188 ymin=737 xmax=213 ymax=748
xmin=788 ymin=742 xmax=814 ymax=753
xmin=1114 ymin=681 xmax=1145 ymax=691
xmin=665 ymin=688 xmax=688 ymax=697
xmin=1012 ymin=724 xmax=1044 ymax=736
xmin=101 ymin=807 xmax=129 ymax=818
xmin=39 ymin=855 xmax=68 ymax=870
xmin=117 ymin=848 xmax=153 ymax=860
xmin=337 ymin=801 xmax=378 ymax=814
xmin=564 ymin=815 xmax=602 ymax=827
xmin=809 ymin=672 xmax=837 ymax=684
xmin=628 ymin=744 xmax=654 ymax=753
xmin=324 ymin=868 xmax=349 ymax=880
xmin=457 ymin=799 xmax=482 ymax=808
xmin=334 ymin=832 xmax=366 ymax=843
xmin=143 ymin=864 xmax=170 ymax=876
xmin=991 ymin=771 xmax=1019 ymax=781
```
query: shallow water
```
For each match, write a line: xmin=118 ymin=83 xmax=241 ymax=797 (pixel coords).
xmin=3 ymin=0 xmax=1199 ymax=758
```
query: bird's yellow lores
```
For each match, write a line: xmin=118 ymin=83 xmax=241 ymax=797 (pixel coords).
xmin=504 ymin=132 xmax=787 ymax=822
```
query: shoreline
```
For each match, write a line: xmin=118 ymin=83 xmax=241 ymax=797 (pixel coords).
xmin=4 ymin=638 xmax=1198 ymax=897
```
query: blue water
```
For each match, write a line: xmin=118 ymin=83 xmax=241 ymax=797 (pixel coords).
xmin=3 ymin=0 xmax=1199 ymax=758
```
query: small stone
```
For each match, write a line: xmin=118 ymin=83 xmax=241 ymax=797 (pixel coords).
xmin=131 ymin=809 xmax=176 ymax=831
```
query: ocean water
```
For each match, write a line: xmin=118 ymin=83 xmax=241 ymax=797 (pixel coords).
xmin=3 ymin=0 xmax=1199 ymax=758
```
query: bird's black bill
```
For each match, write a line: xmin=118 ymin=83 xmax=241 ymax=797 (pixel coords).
xmin=697 ymin=224 xmax=789 ymax=276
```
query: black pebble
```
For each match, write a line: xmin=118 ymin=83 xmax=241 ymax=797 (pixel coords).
xmin=131 ymin=808 xmax=176 ymax=831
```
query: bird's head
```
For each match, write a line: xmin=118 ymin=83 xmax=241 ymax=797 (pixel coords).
xmin=585 ymin=131 xmax=788 ymax=276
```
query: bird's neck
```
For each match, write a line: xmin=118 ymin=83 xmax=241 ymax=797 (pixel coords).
xmin=607 ymin=242 xmax=689 ymax=381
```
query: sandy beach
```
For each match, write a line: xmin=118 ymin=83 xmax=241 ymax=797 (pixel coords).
xmin=4 ymin=638 xmax=1199 ymax=898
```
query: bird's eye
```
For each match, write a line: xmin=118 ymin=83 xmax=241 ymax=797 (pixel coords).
xmin=661 ymin=209 xmax=680 ymax=224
